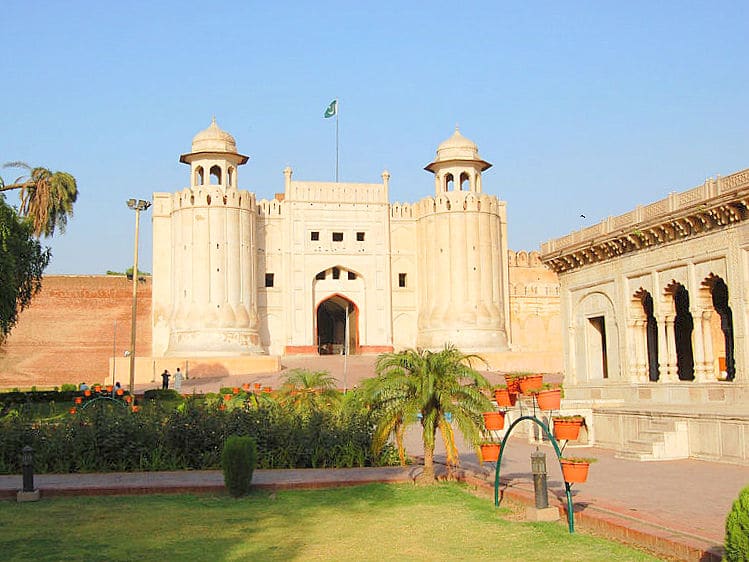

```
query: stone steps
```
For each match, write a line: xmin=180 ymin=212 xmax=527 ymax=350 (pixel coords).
xmin=615 ymin=418 xmax=689 ymax=461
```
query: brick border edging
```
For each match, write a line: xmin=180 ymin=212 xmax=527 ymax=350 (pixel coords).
xmin=456 ymin=471 xmax=724 ymax=562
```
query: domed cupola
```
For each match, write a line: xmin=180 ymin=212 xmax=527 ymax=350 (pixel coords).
xmin=425 ymin=127 xmax=491 ymax=195
xmin=179 ymin=118 xmax=249 ymax=190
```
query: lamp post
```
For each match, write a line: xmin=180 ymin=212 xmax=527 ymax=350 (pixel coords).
xmin=127 ymin=198 xmax=151 ymax=396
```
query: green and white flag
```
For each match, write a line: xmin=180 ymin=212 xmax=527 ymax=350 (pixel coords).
xmin=324 ymin=99 xmax=337 ymax=118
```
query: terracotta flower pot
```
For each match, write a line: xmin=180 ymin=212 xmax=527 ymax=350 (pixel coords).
xmin=535 ymin=388 xmax=561 ymax=411
xmin=482 ymin=411 xmax=506 ymax=430
xmin=84 ymin=390 xmax=92 ymax=397
xmin=480 ymin=443 xmax=501 ymax=462
xmin=124 ymin=395 xmax=132 ymax=403
xmin=254 ymin=383 xmax=262 ymax=391
xmin=242 ymin=383 xmax=251 ymax=391
xmin=518 ymin=375 xmax=543 ymax=395
xmin=116 ymin=389 xmax=124 ymax=396
xmin=69 ymin=407 xmax=77 ymax=415
xmin=131 ymin=405 xmax=140 ymax=413
xmin=493 ymin=388 xmax=517 ymax=407
xmin=232 ymin=387 xmax=240 ymax=395
xmin=74 ymin=397 xmax=83 ymax=404
xmin=106 ymin=385 xmax=113 ymax=393
xmin=223 ymin=393 xmax=233 ymax=401
xmin=93 ymin=385 xmax=102 ymax=393
xmin=263 ymin=386 xmax=272 ymax=393
xmin=561 ymin=459 xmax=590 ymax=483
xmin=553 ymin=418 xmax=583 ymax=441
xmin=504 ymin=375 xmax=520 ymax=394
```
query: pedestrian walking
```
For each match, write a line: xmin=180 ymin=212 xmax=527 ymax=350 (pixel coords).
xmin=161 ymin=369 xmax=171 ymax=390
xmin=174 ymin=368 xmax=183 ymax=392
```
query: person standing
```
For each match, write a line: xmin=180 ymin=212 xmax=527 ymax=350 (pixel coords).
xmin=161 ymin=369 xmax=171 ymax=390
xmin=174 ymin=368 xmax=183 ymax=392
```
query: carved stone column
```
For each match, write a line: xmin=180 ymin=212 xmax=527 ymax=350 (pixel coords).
xmin=662 ymin=314 xmax=678 ymax=382
xmin=699 ymin=310 xmax=715 ymax=382
xmin=631 ymin=318 xmax=647 ymax=382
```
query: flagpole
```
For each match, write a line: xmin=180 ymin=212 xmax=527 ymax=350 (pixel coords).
xmin=335 ymin=98 xmax=339 ymax=183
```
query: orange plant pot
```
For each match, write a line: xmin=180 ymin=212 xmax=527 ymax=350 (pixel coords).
xmin=84 ymin=390 xmax=92 ymax=397
xmin=116 ymin=389 xmax=124 ymax=396
xmin=106 ymin=385 xmax=113 ymax=393
xmin=93 ymin=385 xmax=102 ymax=393
xmin=535 ymin=388 xmax=561 ymax=411
xmin=124 ymin=395 xmax=132 ymax=403
xmin=69 ymin=407 xmax=77 ymax=415
xmin=131 ymin=405 xmax=140 ymax=413
xmin=74 ymin=397 xmax=83 ymax=404
xmin=223 ymin=393 xmax=233 ymax=401
xmin=242 ymin=383 xmax=251 ymax=391
xmin=263 ymin=387 xmax=272 ymax=393
xmin=504 ymin=375 xmax=520 ymax=394
xmin=480 ymin=443 xmax=501 ymax=463
xmin=493 ymin=388 xmax=517 ymax=407
xmin=254 ymin=383 xmax=262 ymax=391
xmin=553 ymin=419 xmax=583 ymax=441
xmin=560 ymin=460 xmax=590 ymax=483
xmin=518 ymin=375 xmax=543 ymax=395
xmin=232 ymin=387 xmax=240 ymax=395
xmin=482 ymin=411 xmax=506 ymax=430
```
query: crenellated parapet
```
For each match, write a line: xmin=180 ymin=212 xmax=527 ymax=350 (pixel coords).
xmin=170 ymin=186 xmax=257 ymax=212
xmin=286 ymin=180 xmax=389 ymax=205
xmin=390 ymin=202 xmax=414 ymax=220
xmin=541 ymin=168 xmax=749 ymax=274
xmin=412 ymin=191 xmax=503 ymax=218
xmin=257 ymin=197 xmax=286 ymax=217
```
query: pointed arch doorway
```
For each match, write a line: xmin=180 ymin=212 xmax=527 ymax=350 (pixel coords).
xmin=316 ymin=295 xmax=358 ymax=355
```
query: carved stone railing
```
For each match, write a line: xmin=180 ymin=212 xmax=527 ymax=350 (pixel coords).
xmin=540 ymin=168 xmax=749 ymax=273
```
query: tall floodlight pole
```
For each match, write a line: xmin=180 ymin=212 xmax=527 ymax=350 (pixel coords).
xmin=127 ymin=199 xmax=151 ymax=396
xmin=343 ymin=304 xmax=350 ymax=392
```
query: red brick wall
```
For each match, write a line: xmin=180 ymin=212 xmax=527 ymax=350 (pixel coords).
xmin=0 ymin=275 xmax=152 ymax=389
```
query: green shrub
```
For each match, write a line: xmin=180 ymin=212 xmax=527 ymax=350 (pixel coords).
xmin=222 ymin=435 xmax=257 ymax=497
xmin=726 ymin=485 xmax=749 ymax=561
xmin=143 ymin=389 xmax=182 ymax=401
xmin=60 ymin=384 xmax=78 ymax=392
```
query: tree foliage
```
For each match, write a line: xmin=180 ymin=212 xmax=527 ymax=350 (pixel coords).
xmin=0 ymin=195 xmax=50 ymax=343
xmin=276 ymin=368 xmax=342 ymax=417
xmin=369 ymin=345 xmax=492 ymax=482
xmin=1 ymin=161 xmax=78 ymax=238
xmin=726 ymin=485 xmax=749 ymax=561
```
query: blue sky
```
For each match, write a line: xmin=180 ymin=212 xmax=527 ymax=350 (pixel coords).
xmin=2 ymin=1 xmax=748 ymax=274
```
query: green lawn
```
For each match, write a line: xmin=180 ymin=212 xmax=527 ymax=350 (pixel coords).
xmin=0 ymin=483 xmax=661 ymax=561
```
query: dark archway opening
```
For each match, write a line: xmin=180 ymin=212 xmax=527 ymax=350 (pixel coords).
xmin=673 ymin=285 xmax=695 ymax=381
xmin=712 ymin=279 xmax=735 ymax=381
xmin=641 ymin=292 xmax=659 ymax=382
xmin=316 ymin=295 xmax=358 ymax=355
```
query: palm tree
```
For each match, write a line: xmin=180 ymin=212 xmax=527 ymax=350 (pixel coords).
xmin=276 ymin=368 xmax=342 ymax=417
xmin=371 ymin=345 xmax=493 ymax=482
xmin=0 ymin=162 xmax=78 ymax=238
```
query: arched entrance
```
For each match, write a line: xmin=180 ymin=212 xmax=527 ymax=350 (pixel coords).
xmin=642 ymin=291 xmax=659 ymax=382
xmin=672 ymin=284 xmax=695 ymax=381
xmin=316 ymin=295 xmax=358 ymax=355
xmin=707 ymin=276 xmax=735 ymax=381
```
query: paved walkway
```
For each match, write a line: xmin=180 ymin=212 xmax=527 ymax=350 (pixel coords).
xmin=1 ymin=435 xmax=744 ymax=560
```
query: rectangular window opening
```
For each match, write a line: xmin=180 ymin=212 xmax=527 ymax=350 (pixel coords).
xmin=332 ymin=267 xmax=341 ymax=280
xmin=398 ymin=273 xmax=407 ymax=288
xmin=356 ymin=232 xmax=365 ymax=242
xmin=332 ymin=232 xmax=343 ymax=242
xmin=311 ymin=231 xmax=319 ymax=241
xmin=348 ymin=271 xmax=356 ymax=280
xmin=265 ymin=273 xmax=275 ymax=287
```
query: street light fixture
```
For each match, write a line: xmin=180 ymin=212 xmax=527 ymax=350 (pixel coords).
xmin=126 ymin=198 xmax=151 ymax=396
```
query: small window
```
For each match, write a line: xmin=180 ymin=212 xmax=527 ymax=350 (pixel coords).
xmin=316 ymin=271 xmax=326 ymax=280
xmin=398 ymin=273 xmax=407 ymax=288
xmin=265 ymin=273 xmax=274 ymax=287
xmin=332 ymin=267 xmax=340 ymax=280
xmin=356 ymin=232 xmax=365 ymax=242
xmin=311 ymin=231 xmax=319 ymax=241
xmin=332 ymin=232 xmax=343 ymax=242
xmin=348 ymin=271 xmax=356 ymax=280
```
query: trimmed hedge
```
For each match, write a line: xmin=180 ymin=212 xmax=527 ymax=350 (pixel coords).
xmin=222 ymin=435 xmax=257 ymax=497
xmin=0 ymin=398 xmax=396 ymax=474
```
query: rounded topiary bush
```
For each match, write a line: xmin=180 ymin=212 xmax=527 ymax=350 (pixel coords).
xmin=726 ymin=485 xmax=749 ymax=561
xmin=222 ymin=435 xmax=257 ymax=497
